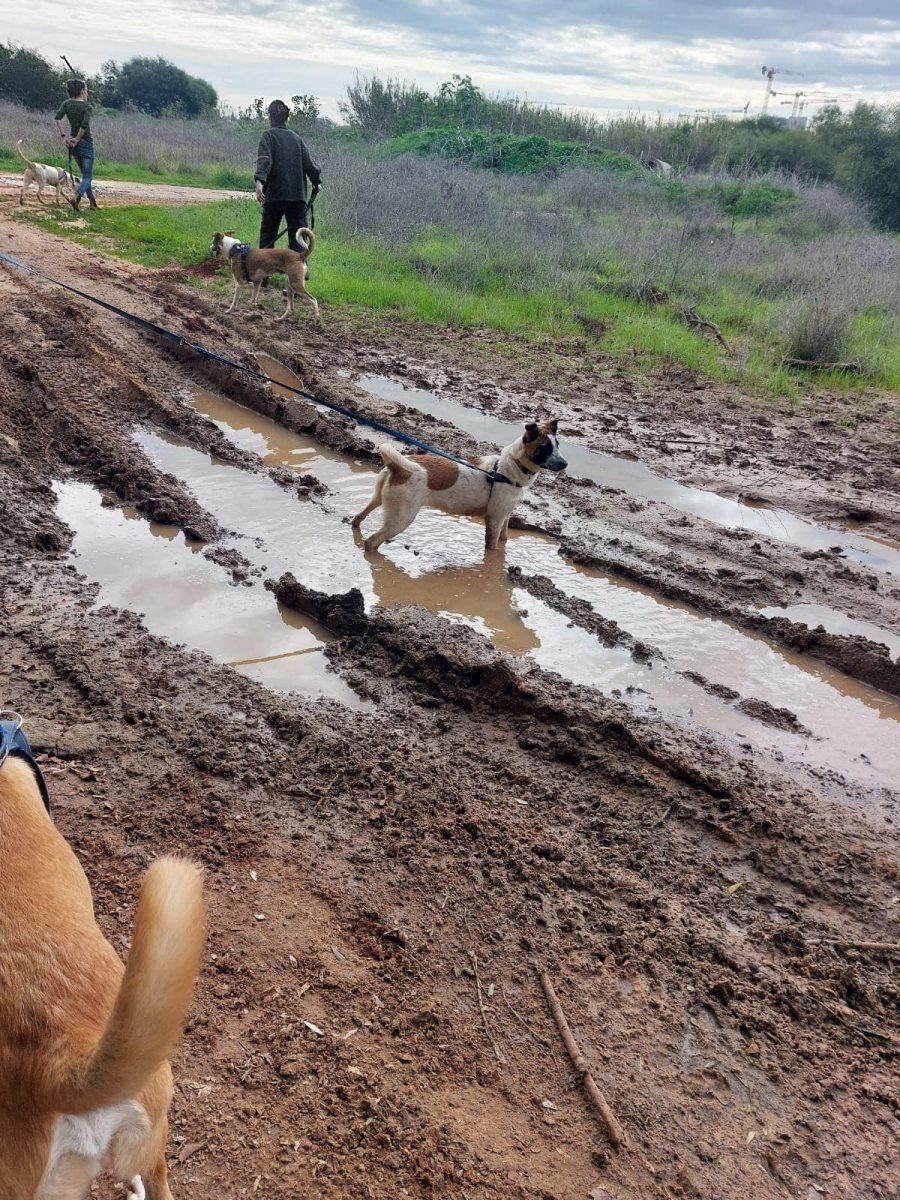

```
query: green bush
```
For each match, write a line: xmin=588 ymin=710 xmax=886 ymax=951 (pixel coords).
xmin=712 ymin=180 xmax=796 ymax=218
xmin=385 ymin=128 xmax=638 ymax=176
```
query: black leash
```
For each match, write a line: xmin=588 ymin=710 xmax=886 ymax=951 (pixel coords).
xmin=0 ymin=251 xmax=514 ymax=485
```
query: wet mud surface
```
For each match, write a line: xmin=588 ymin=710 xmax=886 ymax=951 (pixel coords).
xmin=1 ymin=210 xmax=899 ymax=1199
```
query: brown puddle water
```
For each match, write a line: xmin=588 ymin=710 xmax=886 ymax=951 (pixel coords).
xmin=351 ymin=372 xmax=900 ymax=576
xmin=93 ymin=384 xmax=895 ymax=804
xmin=54 ymin=482 xmax=367 ymax=709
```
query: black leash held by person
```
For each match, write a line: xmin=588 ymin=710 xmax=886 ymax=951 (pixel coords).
xmin=58 ymin=54 xmax=81 ymax=185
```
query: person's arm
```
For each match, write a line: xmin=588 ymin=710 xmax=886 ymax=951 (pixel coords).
xmin=54 ymin=102 xmax=69 ymax=142
xmin=301 ymin=141 xmax=322 ymax=194
xmin=254 ymin=131 xmax=272 ymax=203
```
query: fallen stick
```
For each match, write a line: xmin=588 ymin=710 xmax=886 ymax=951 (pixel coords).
xmin=814 ymin=940 xmax=900 ymax=954
xmin=678 ymin=305 xmax=730 ymax=351
xmin=470 ymin=951 xmax=504 ymax=1063
xmin=782 ymin=356 xmax=863 ymax=373
xmin=537 ymin=967 xmax=626 ymax=1148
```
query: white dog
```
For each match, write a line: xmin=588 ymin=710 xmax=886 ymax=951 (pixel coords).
xmin=16 ymin=139 xmax=74 ymax=205
xmin=352 ymin=420 xmax=567 ymax=552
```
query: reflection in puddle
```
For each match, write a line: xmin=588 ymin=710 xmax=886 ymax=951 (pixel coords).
xmin=55 ymin=482 xmax=366 ymax=708
xmin=756 ymin=604 xmax=900 ymax=661
xmin=146 ymin=388 xmax=900 ymax=799
xmin=355 ymin=374 xmax=900 ymax=575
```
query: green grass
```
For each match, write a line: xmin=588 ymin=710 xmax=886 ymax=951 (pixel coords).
xmin=16 ymin=199 xmax=900 ymax=396
xmin=0 ymin=153 xmax=253 ymax=192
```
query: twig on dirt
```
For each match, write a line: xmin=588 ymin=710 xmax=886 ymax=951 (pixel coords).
xmin=781 ymin=356 xmax=864 ymax=373
xmin=470 ymin=951 xmax=504 ymax=1063
xmin=812 ymin=940 xmax=900 ymax=954
xmin=536 ymin=967 xmax=626 ymax=1149
xmin=651 ymin=802 xmax=675 ymax=827
xmin=678 ymin=306 xmax=730 ymax=351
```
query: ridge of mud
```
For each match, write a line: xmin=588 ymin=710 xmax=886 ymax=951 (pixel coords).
xmin=267 ymin=574 xmax=369 ymax=636
xmin=508 ymin=565 xmax=658 ymax=661
xmin=746 ymin=613 xmax=900 ymax=697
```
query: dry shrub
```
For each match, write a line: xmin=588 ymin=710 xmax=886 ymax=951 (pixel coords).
xmin=782 ymin=296 xmax=851 ymax=363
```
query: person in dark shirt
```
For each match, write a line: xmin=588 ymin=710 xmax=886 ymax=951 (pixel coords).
xmin=254 ymin=100 xmax=321 ymax=253
xmin=54 ymin=79 xmax=99 ymax=211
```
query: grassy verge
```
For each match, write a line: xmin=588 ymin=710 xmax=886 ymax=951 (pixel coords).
xmin=15 ymin=199 xmax=900 ymax=398
xmin=0 ymin=153 xmax=252 ymax=191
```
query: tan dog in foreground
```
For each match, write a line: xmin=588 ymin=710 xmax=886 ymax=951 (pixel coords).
xmin=16 ymin=139 xmax=73 ymax=206
xmin=0 ymin=753 xmax=205 ymax=1200
xmin=210 ymin=229 xmax=319 ymax=321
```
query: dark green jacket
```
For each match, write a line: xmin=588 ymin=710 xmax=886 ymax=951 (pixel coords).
xmin=254 ymin=127 xmax=320 ymax=204
xmin=55 ymin=99 xmax=93 ymax=143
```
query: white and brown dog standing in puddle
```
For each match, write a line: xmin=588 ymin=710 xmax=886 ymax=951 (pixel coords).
xmin=352 ymin=419 xmax=567 ymax=552
xmin=0 ymin=738 xmax=205 ymax=1200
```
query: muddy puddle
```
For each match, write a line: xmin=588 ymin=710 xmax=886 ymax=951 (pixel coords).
xmin=54 ymin=482 xmax=366 ymax=708
xmin=81 ymin=384 xmax=891 ymax=802
xmin=354 ymin=373 xmax=900 ymax=575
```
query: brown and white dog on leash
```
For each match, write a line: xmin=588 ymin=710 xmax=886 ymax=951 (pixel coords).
xmin=352 ymin=420 xmax=567 ymax=552
xmin=16 ymin=139 xmax=74 ymax=205
xmin=0 ymin=749 xmax=206 ymax=1200
xmin=209 ymin=229 xmax=319 ymax=322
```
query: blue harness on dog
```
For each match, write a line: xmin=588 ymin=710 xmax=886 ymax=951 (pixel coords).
xmin=229 ymin=242 xmax=252 ymax=281
xmin=0 ymin=712 xmax=52 ymax=818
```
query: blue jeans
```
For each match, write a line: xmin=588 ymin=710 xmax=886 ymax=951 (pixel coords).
xmin=74 ymin=141 xmax=96 ymax=203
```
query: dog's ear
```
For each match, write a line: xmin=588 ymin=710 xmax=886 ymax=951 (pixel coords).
xmin=223 ymin=230 xmax=235 ymax=237
xmin=546 ymin=418 xmax=559 ymax=434
xmin=523 ymin=421 xmax=540 ymax=443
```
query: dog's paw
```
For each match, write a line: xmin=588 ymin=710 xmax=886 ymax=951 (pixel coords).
xmin=127 ymin=1175 xmax=146 ymax=1200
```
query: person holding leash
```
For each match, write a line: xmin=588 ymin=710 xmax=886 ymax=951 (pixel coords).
xmin=254 ymin=100 xmax=320 ymax=255
xmin=54 ymin=79 xmax=99 ymax=211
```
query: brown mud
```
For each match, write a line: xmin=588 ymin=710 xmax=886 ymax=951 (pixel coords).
xmin=1 ymin=208 xmax=899 ymax=1200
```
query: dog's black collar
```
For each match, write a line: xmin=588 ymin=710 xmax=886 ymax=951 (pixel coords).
xmin=0 ymin=712 xmax=52 ymax=818
xmin=487 ymin=457 xmax=524 ymax=489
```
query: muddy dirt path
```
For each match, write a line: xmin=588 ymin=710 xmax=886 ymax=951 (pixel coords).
xmin=1 ymin=209 xmax=898 ymax=1200
xmin=1 ymin=172 xmax=248 ymax=204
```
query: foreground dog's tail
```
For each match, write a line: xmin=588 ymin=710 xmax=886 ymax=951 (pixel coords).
xmin=298 ymin=226 xmax=316 ymax=256
xmin=56 ymin=856 xmax=205 ymax=1114
xmin=379 ymin=442 xmax=425 ymax=484
xmin=15 ymin=139 xmax=37 ymax=171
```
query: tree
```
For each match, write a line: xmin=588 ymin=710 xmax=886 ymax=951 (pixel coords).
xmin=0 ymin=42 xmax=71 ymax=110
xmin=101 ymin=57 xmax=218 ymax=117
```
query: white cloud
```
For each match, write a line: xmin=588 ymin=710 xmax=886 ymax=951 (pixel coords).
xmin=7 ymin=0 xmax=900 ymax=117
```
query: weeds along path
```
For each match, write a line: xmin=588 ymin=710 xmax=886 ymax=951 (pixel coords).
xmin=1 ymin=210 xmax=899 ymax=1199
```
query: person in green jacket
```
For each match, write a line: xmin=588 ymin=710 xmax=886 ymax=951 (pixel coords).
xmin=54 ymin=79 xmax=99 ymax=211
xmin=254 ymin=100 xmax=321 ymax=253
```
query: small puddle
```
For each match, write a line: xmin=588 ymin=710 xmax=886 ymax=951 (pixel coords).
xmin=755 ymin=604 xmax=900 ymax=661
xmin=354 ymin=374 xmax=900 ymax=575
xmin=55 ymin=482 xmax=366 ymax=708
xmin=141 ymin=385 xmax=900 ymax=800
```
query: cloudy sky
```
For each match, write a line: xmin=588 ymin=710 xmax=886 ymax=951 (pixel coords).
xmin=9 ymin=1 xmax=900 ymax=118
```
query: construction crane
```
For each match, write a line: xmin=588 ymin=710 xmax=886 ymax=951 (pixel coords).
xmin=761 ymin=66 xmax=803 ymax=113
xmin=781 ymin=91 xmax=849 ymax=120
